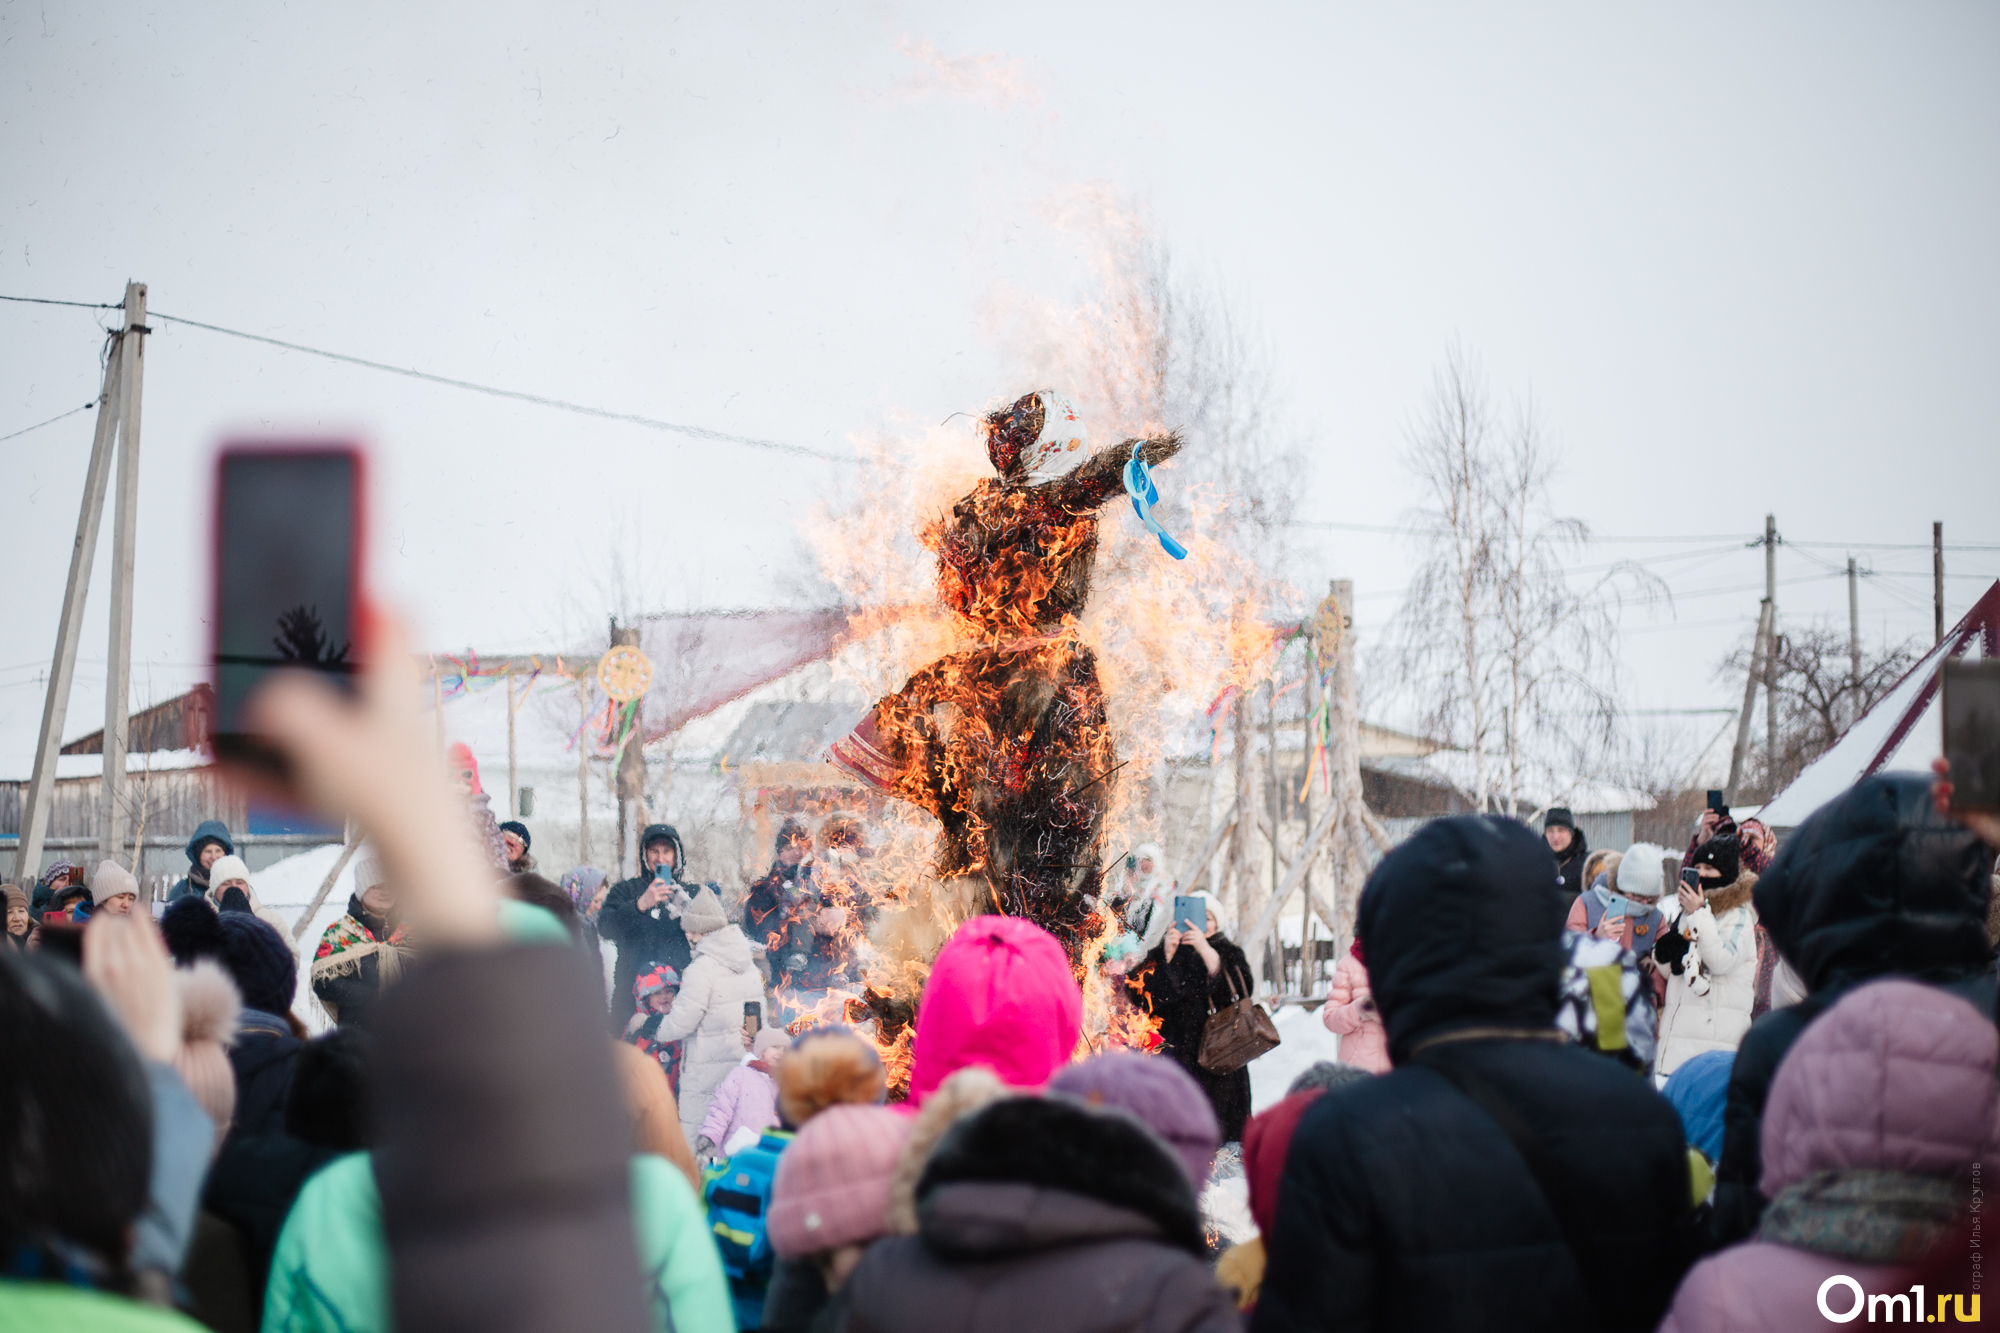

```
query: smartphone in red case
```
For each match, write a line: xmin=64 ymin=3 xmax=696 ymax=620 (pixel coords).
xmin=209 ymin=445 xmax=366 ymax=789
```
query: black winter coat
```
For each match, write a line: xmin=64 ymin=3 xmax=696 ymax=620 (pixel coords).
xmin=1139 ymin=933 xmax=1254 ymax=1142
xmin=836 ymin=1096 xmax=1239 ymax=1333
xmin=1709 ymin=772 xmax=1996 ymax=1246
xmin=226 ymin=1009 xmax=302 ymax=1146
xmin=1552 ymin=826 xmax=1590 ymax=904
xmin=1253 ymin=815 xmax=1697 ymax=1333
xmin=598 ymin=874 xmax=693 ymax=1022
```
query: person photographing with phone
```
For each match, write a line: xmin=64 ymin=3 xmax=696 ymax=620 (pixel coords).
xmin=1652 ymin=826 xmax=1758 ymax=1084
xmin=1138 ymin=894 xmax=1256 ymax=1141
xmin=599 ymin=826 xmax=696 ymax=1035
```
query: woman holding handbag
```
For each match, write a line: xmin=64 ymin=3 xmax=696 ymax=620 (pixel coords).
xmin=1139 ymin=894 xmax=1256 ymax=1142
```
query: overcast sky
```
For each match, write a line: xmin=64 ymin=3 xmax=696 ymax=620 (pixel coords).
xmin=3 ymin=1 xmax=1996 ymax=779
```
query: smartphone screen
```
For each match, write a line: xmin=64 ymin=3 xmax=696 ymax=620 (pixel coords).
xmin=1942 ymin=660 xmax=2000 ymax=812
xmin=211 ymin=448 xmax=362 ymax=772
xmin=742 ymin=1001 xmax=762 ymax=1040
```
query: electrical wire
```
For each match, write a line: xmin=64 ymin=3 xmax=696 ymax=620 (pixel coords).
xmin=147 ymin=310 xmax=851 ymax=463
xmin=0 ymin=294 xmax=123 ymax=310
xmin=0 ymin=400 xmax=96 ymax=443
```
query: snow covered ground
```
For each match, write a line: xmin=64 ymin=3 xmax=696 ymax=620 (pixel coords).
xmin=1249 ymin=1001 xmax=1344 ymax=1114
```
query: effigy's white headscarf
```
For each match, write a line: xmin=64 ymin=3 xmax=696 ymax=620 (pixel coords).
xmin=1021 ymin=391 xmax=1091 ymax=484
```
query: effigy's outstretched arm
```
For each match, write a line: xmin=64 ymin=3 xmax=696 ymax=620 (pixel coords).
xmin=1054 ymin=431 xmax=1183 ymax=510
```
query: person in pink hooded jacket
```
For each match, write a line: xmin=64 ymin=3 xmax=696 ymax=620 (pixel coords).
xmin=906 ymin=914 xmax=1083 ymax=1108
xmin=1320 ymin=938 xmax=1389 ymax=1073
xmin=1659 ymin=979 xmax=1999 ymax=1333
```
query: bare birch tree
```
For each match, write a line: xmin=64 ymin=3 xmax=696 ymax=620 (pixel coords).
xmin=1386 ymin=345 xmax=1662 ymax=812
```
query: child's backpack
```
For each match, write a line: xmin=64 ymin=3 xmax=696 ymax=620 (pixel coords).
xmin=704 ymin=1128 xmax=792 ymax=1328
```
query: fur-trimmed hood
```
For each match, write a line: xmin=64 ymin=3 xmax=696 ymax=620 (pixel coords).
xmin=887 ymin=1065 xmax=1009 ymax=1234
xmin=1704 ymin=870 xmax=1757 ymax=918
xmin=915 ymin=1094 xmax=1206 ymax=1257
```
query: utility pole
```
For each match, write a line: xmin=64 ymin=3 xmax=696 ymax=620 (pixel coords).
xmin=1846 ymin=557 xmax=1861 ymax=728
xmin=576 ymin=676 xmax=593 ymax=866
xmin=1933 ymin=522 xmax=1945 ymax=644
xmin=1728 ymin=516 xmax=1778 ymax=801
xmin=611 ymin=620 xmax=645 ymax=878
xmin=1762 ymin=514 xmax=1778 ymax=795
xmin=14 ymin=283 xmax=145 ymax=884
xmin=99 ymin=283 xmax=149 ymax=869
xmin=505 ymin=666 xmax=519 ymax=819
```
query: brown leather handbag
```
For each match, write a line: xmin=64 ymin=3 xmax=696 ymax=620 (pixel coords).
xmin=1197 ymin=967 xmax=1281 ymax=1076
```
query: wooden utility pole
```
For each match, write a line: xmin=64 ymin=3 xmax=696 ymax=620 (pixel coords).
xmin=576 ymin=676 xmax=593 ymax=866
xmin=1933 ymin=522 xmax=1945 ymax=644
xmin=1727 ymin=599 xmax=1773 ymax=803
xmin=505 ymin=667 xmax=519 ymax=819
xmin=13 ymin=283 xmax=144 ymax=884
xmin=1762 ymin=514 xmax=1778 ymax=793
xmin=611 ymin=620 xmax=645 ymax=877
xmin=1846 ymin=557 xmax=1861 ymax=726
xmin=99 ymin=282 xmax=149 ymax=868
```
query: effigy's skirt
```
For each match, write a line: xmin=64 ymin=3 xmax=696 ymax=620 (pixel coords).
xmin=830 ymin=633 xmax=1114 ymax=954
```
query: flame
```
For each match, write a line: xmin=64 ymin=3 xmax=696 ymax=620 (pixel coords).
xmin=789 ymin=236 xmax=1289 ymax=1076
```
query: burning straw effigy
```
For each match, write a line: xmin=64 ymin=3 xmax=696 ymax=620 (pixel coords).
xmin=829 ymin=390 xmax=1181 ymax=959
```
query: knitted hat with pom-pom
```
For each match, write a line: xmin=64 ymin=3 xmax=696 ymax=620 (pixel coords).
xmin=174 ymin=961 xmax=241 ymax=1153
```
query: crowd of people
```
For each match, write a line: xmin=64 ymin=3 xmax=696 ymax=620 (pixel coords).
xmin=3 ymin=614 xmax=1995 ymax=1332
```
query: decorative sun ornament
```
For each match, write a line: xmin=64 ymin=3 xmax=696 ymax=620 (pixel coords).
xmin=597 ymin=644 xmax=653 ymax=703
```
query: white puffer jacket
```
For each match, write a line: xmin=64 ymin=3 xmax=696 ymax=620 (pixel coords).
xmin=646 ymin=922 xmax=769 ymax=1143
xmin=1655 ymin=872 xmax=1758 ymax=1079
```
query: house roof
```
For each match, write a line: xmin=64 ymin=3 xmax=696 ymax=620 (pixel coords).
xmin=1757 ymin=579 xmax=2000 ymax=828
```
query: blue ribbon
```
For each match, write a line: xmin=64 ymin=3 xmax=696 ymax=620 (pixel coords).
xmin=1123 ymin=454 xmax=1188 ymax=560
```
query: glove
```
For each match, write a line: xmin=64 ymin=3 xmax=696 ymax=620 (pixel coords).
xmin=1653 ymin=928 xmax=1691 ymax=976
xmin=694 ymin=1135 xmax=720 ymax=1167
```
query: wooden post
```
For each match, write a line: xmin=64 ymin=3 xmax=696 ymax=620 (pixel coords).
xmin=611 ymin=621 xmax=644 ymax=878
xmin=1228 ymin=692 xmax=1255 ymax=955
xmin=1325 ymin=579 xmax=1365 ymax=947
xmin=1264 ymin=679 xmax=1283 ymax=985
xmin=577 ymin=676 xmax=593 ymax=866
xmin=1763 ymin=514 xmax=1778 ymax=794
xmin=100 ymin=282 xmax=149 ymax=868
xmin=1846 ymin=557 xmax=1861 ymax=727
xmin=506 ymin=666 xmax=519 ymax=820
xmin=1933 ymin=521 xmax=1945 ymax=645
xmin=1726 ymin=599 xmax=1773 ymax=803
xmin=13 ymin=331 xmax=125 ymax=883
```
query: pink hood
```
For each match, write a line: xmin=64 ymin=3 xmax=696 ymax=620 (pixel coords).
xmin=1761 ymin=978 xmax=2000 ymax=1199
xmin=907 ymin=915 xmax=1082 ymax=1108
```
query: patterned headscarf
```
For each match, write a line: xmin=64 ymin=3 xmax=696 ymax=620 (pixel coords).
xmin=560 ymin=866 xmax=609 ymax=922
xmin=1737 ymin=819 xmax=1776 ymax=875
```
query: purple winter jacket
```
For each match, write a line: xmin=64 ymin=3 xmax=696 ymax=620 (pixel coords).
xmin=1660 ymin=980 xmax=1999 ymax=1333
xmin=698 ymin=1062 xmax=779 ymax=1151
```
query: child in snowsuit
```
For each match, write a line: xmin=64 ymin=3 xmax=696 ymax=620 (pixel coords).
xmin=626 ymin=964 xmax=685 ymax=1098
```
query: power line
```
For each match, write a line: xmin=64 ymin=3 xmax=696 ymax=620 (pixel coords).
xmin=4 ymin=292 xmax=850 ymax=463
xmin=0 ymin=399 xmax=97 ymax=443
xmin=0 ymin=293 xmax=123 ymax=311
xmin=148 ymin=310 xmax=851 ymax=463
